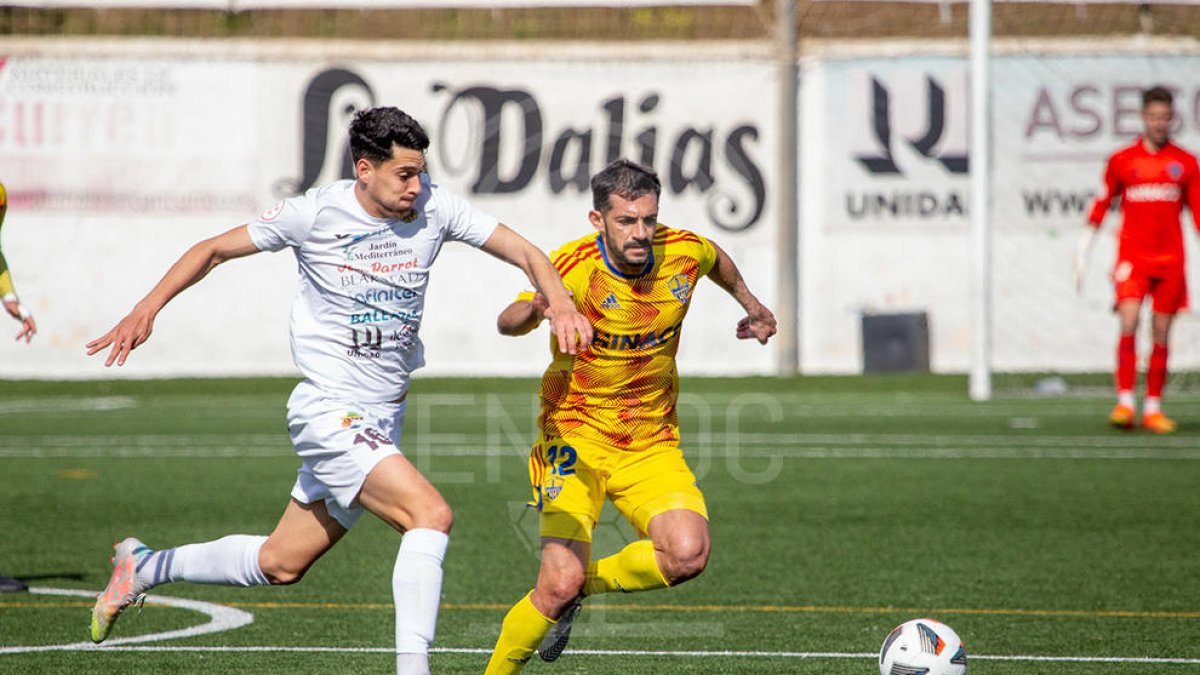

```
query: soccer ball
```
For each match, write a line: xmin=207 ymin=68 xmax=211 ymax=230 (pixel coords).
xmin=878 ymin=618 xmax=968 ymax=675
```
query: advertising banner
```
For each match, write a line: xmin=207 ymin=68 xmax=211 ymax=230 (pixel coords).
xmin=0 ymin=48 xmax=778 ymax=378
xmin=805 ymin=53 xmax=1200 ymax=372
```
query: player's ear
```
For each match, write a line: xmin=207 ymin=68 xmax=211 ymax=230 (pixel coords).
xmin=355 ymin=157 xmax=375 ymax=183
xmin=589 ymin=210 xmax=604 ymax=232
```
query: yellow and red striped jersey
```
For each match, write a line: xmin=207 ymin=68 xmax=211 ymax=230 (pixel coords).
xmin=522 ymin=226 xmax=717 ymax=453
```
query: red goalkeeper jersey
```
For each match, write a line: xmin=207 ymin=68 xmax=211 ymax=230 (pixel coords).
xmin=1087 ymin=139 xmax=1200 ymax=272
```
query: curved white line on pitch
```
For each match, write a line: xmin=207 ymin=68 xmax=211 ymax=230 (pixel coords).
xmin=0 ymin=587 xmax=254 ymax=654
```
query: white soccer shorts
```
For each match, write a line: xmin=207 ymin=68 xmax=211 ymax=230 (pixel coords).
xmin=285 ymin=379 xmax=405 ymax=529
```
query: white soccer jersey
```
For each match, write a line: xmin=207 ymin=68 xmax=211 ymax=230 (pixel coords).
xmin=247 ymin=177 xmax=499 ymax=403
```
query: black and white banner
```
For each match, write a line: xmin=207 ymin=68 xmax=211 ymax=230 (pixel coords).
xmin=0 ymin=48 xmax=777 ymax=378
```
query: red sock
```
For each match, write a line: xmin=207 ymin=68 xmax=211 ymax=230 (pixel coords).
xmin=1147 ymin=342 xmax=1169 ymax=399
xmin=1116 ymin=334 xmax=1136 ymax=394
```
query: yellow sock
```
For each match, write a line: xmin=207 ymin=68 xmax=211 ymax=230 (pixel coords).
xmin=583 ymin=539 xmax=670 ymax=596
xmin=484 ymin=591 xmax=555 ymax=675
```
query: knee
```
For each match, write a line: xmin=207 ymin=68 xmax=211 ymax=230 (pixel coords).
xmin=379 ymin=498 xmax=453 ymax=535
xmin=258 ymin=549 xmax=308 ymax=586
xmin=537 ymin=568 xmax=586 ymax=613
xmin=659 ymin=537 xmax=710 ymax=585
xmin=413 ymin=500 xmax=454 ymax=534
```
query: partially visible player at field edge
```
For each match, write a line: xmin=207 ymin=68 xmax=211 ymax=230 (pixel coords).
xmin=1074 ymin=86 xmax=1200 ymax=434
xmin=0 ymin=181 xmax=37 ymax=343
xmin=484 ymin=159 xmax=776 ymax=673
xmin=84 ymin=107 xmax=591 ymax=675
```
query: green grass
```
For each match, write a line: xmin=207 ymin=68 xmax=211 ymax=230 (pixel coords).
xmin=1 ymin=375 xmax=1198 ymax=673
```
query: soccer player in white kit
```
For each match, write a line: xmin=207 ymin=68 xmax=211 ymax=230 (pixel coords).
xmin=84 ymin=107 xmax=592 ymax=674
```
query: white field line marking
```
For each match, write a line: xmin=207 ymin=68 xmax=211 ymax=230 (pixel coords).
xmin=2 ymin=644 xmax=1198 ymax=665
xmin=3 ymin=431 xmax=1199 ymax=450
xmin=2 ymin=435 xmax=1199 ymax=460
xmin=0 ymin=587 xmax=254 ymax=655
xmin=0 ymin=397 xmax=137 ymax=414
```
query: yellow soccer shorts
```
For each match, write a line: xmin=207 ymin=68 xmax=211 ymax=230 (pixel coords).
xmin=526 ymin=433 xmax=708 ymax=542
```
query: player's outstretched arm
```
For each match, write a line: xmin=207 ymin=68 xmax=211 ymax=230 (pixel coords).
xmin=0 ymin=256 xmax=36 ymax=343
xmin=706 ymin=239 xmax=777 ymax=345
xmin=497 ymin=292 xmax=550 ymax=336
xmin=2 ymin=296 xmax=36 ymax=343
xmin=86 ymin=225 xmax=260 ymax=366
xmin=480 ymin=224 xmax=592 ymax=353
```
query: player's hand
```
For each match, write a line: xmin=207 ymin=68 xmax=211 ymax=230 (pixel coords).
xmin=737 ymin=304 xmax=777 ymax=345
xmin=1072 ymin=254 xmax=1087 ymax=295
xmin=544 ymin=297 xmax=592 ymax=355
xmin=3 ymin=299 xmax=36 ymax=343
xmin=86 ymin=303 xmax=157 ymax=366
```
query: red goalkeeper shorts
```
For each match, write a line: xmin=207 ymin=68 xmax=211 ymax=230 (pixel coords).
xmin=1112 ymin=259 xmax=1188 ymax=314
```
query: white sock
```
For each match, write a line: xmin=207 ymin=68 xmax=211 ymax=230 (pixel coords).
xmin=137 ymin=535 xmax=270 ymax=588
xmin=1144 ymin=397 xmax=1162 ymax=415
xmin=393 ymin=528 xmax=448 ymax=673
xmin=395 ymin=653 xmax=430 ymax=675
xmin=1117 ymin=390 xmax=1135 ymax=409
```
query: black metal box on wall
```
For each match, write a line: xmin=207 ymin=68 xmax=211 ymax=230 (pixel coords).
xmin=861 ymin=312 xmax=931 ymax=373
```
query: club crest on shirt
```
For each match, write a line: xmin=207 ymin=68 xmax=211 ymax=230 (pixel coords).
xmin=543 ymin=476 xmax=564 ymax=502
xmin=1168 ymin=162 xmax=1184 ymax=180
xmin=341 ymin=412 xmax=364 ymax=429
xmin=668 ymin=274 xmax=692 ymax=303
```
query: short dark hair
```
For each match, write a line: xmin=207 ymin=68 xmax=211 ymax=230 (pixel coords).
xmin=1143 ymin=86 xmax=1173 ymax=108
xmin=349 ymin=107 xmax=430 ymax=164
xmin=591 ymin=159 xmax=662 ymax=212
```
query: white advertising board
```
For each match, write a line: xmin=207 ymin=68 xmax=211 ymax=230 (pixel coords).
xmin=803 ymin=52 xmax=1200 ymax=373
xmin=0 ymin=47 xmax=778 ymax=378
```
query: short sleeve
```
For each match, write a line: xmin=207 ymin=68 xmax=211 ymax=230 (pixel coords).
xmin=247 ymin=191 xmax=318 ymax=252
xmin=695 ymin=234 xmax=718 ymax=277
xmin=515 ymin=290 xmax=537 ymax=303
xmin=438 ymin=183 xmax=500 ymax=247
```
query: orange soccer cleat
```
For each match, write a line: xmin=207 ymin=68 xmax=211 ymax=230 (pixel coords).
xmin=1108 ymin=404 xmax=1136 ymax=430
xmin=91 ymin=537 xmax=152 ymax=643
xmin=1142 ymin=411 xmax=1177 ymax=434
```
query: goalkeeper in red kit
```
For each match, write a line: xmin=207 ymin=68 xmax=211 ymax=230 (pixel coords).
xmin=1075 ymin=86 xmax=1200 ymax=433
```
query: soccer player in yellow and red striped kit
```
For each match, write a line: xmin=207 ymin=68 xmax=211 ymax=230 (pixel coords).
xmin=485 ymin=159 xmax=776 ymax=673
xmin=0 ymin=180 xmax=37 ymax=343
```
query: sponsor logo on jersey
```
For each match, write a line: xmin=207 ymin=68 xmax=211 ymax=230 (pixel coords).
xmin=350 ymin=308 xmax=421 ymax=324
xmin=1125 ymin=183 xmax=1181 ymax=203
xmin=593 ymin=322 xmax=681 ymax=350
xmin=668 ymin=273 xmax=693 ymax=303
xmin=599 ymin=292 xmax=621 ymax=309
xmin=259 ymin=200 xmax=285 ymax=222
xmin=341 ymin=412 xmax=364 ymax=428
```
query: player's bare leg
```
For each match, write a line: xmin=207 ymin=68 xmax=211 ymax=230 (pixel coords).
xmin=358 ymin=454 xmax=454 ymax=675
xmin=532 ymin=538 xmax=590 ymax=662
xmin=484 ymin=538 xmax=588 ymax=673
xmin=91 ymin=499 xmax=340 ymax=644
xmin=646 ymin=509 xmax=711 ymax=586
xmin=258 ymin=499 xmax=347 ymax=584
xmin=533 ymin=509 xmax=711 ymax=665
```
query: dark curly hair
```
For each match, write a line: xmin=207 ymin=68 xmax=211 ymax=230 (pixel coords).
xmin=349 ymin=107 xmax=430 ymax=164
